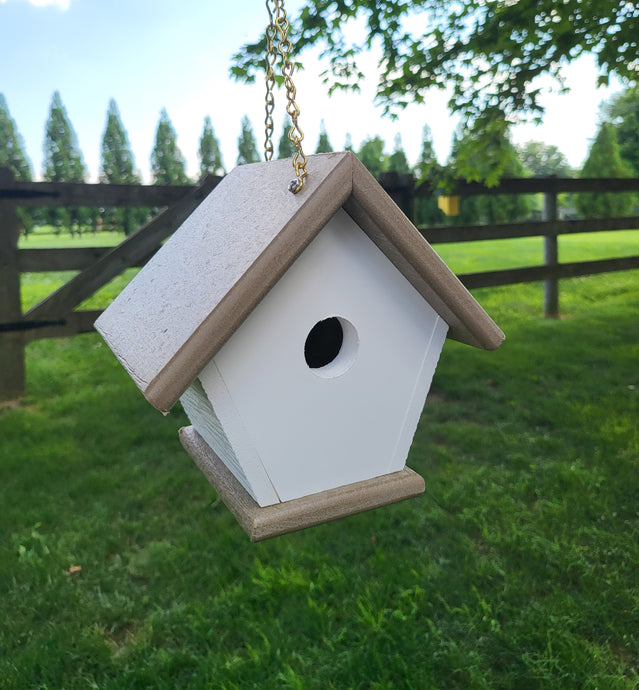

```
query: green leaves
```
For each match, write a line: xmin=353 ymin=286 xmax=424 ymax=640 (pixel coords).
xmin=231 ymin=0 xmax=638 ymax=183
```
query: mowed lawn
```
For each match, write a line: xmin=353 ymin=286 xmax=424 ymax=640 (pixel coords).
xmin=1 ymin=230 xmax=638 ymax=688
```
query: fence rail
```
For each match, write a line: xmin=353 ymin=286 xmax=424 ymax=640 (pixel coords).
xmin=1 ymin=166 xmax=638 ymax=402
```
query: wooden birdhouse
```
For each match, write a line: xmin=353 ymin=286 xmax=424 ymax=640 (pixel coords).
xmin=95 ymin=152 xmax=503 ymax=541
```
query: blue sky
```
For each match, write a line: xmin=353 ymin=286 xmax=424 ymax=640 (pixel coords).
xmin=0 ymin=0 xmax=624 ymax=182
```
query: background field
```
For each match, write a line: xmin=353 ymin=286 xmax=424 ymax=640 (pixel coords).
xmin=1 ymin=233 xmax=638 ymax=688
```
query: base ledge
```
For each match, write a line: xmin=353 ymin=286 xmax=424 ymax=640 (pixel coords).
xmin=179 ymin=425 xmax=425 ymax=542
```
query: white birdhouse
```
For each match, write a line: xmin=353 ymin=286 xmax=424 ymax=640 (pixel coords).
xmin=95 ymin=152 xmax=503 ymax=541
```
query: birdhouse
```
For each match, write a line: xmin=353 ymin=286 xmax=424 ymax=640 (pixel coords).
xmin=437 ymin=195 xmax=460 ymax=216
xmin=95 ymin=152 xmax=503 ymax=541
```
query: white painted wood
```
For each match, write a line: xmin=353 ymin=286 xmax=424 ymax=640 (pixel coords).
xmin=387 ymin=316 xmax=448 ymax=473
xmin=180 ymin=379 xmax=251 ymax=496
xmin=196 ymin=360 xmax=280 ymax=506
xmin=209 ymin=209 xmax=445 ymax=503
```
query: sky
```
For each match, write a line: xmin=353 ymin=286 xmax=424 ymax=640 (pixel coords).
xmin=0 ymin=0 xmax=625 ymax=183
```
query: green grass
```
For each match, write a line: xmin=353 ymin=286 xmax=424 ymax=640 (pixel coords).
xmin=1 ymin=236 xmax=638 ymax=688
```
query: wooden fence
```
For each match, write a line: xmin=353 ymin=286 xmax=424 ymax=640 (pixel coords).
xmin=1 ymin=166 xmax=638 ymax=402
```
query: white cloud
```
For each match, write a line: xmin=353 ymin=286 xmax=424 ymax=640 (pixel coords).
xmin=0 ymin=0 xmax=71 ymax=9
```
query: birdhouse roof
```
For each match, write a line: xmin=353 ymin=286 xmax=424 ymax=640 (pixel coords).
xmin=95 ymin=151 xmax=504 ymax=413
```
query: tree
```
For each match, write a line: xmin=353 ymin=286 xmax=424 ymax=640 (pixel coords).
xmin=414 ymin=124 xmax=444 ymax=227
xmin=315 ymin=120 xmax=333 ymax=153
xmin=100 ymin=99 xmax=144 ymax=235
xmin=236 ymin=115 xmax=260 ymax=166
xmin=0 ymin=94 xmax=34 ymax=234
xmin=449 ymin=120 xmax=530 ymax=224
xmin=43 ymin=91 xmax=86 ymax=183
xmin=0 ymin=94 xmax=32 ymax=181
xmin=277 ymin=119 xmax=296 ymax=159
xmin=344 ymin=133 xmax=354 ymax=152
xmin=576 ymin=122 xmax=634 ymax=218
xmin=387 ymin=134 xmax=410 ymax=174
xmin=517 ymin=141 xmax=573 ymax=177
xmin=151 ymin=109 xmax=189 ymax=185
xmin=43 ymin=91 xmax=87 ymax=233
xmin=357 ymin=136 xmax=387 ymax=178
xmin=606 ymin=86 xmax=639 ymax=175
xmin=234 ymin=2 xmax=638 ymax=125
xmin=199 ymin=116 xmax=225 ymax=178
xmin=233 ymin=2 xmax=637 ymax=181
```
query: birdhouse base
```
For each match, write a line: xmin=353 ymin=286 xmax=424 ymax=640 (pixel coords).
xmin=179 ymin=426 xmax=425 ymax=542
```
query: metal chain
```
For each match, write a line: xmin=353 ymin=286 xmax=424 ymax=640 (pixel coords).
xmin=264 ymin=0 xmax=308 ymax=193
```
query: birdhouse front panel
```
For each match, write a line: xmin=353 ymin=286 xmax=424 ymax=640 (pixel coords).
xmin=180 ymin=208 xmax=449 ymax=506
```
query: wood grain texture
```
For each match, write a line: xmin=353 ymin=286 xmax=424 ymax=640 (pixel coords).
xmin=347 ymin=156 xmax=505 ymax=351
xmin=179 ymin=425 xmax=425 ymax=542
xmin=0 ymin=199 xmax=24 ymax=400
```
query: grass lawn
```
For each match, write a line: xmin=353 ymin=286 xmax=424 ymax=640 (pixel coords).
xmin=1 ymin=234 xmax=638 ymax=688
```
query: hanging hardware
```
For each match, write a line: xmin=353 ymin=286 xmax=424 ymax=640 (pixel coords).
xmin=264 ymin=0 xmax=308 ymax=194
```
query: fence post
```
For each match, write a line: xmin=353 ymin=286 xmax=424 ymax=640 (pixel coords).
xmin=0 ymin=168 xmax=25 ymax=402
xmin=543 ymin=187 xmax=559 ymax=318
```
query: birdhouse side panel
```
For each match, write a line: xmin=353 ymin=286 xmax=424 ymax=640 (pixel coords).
xmin=195 ymin=360 xmax=281 ymax=507
xmin=179 ymin=380 xmax=253 ymax=494
xmin=387 ymin=315 xmax=448 ymax=474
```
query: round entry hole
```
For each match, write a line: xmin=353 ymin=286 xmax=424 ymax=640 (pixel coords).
xmin=304 ymin=316 xmax=359 ymax=378
xmin=305 ymin=317 xmax=343 ymax=368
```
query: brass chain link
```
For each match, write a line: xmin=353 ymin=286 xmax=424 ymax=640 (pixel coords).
xmin=264 ymin=0 xmax=308 ymax=193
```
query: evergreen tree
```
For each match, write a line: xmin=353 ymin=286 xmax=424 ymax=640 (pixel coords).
xmin=199 ymin=116 xmax=225 ymax=178
xmin=0 ymin=94 xmax=34 ymax=234
xmin=387 ymin=133 xmax=410 ymax=174
xmin=43 ymin=91 xmax=87 ymax=233
xmin=357 ymin=136 xmax=387 ymax=178
xmin=100 ymin=99 xmax=144 ymax=235
xmin=0 ymin=94 xmax=32 ymax=180
xmin=237 ymin=115 xmax=260 ymax=165
xmin=576 ymin=122 xmax=633 ymax=218
xmin=151 ymin=109 xmax=189 ymax=185
xmin=101 ymin=99 xmax=139 ymax=184
xmin=315 ymin=120 xmax=333 ymax=153
xmin=414 ymin=124 xmax=444 ymax=227
xmin=277 ymin=119 xmax=296 ymax=159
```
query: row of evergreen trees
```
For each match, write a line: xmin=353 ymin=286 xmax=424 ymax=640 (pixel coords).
xmin=1 ymin=87 xmax=637 ymax=234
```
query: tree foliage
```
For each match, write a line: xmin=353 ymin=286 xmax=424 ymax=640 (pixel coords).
xmin=357 ymin=136 xmax=387 ymax=178
xmin=277 ymin=119 xmax=297 ymax=159
xmin=236 ymin=115 xmax=260 ymax=166
xmin=100 ymin=99 xmax=145 ymax=235
xmin=0 ymin=94 xmax=34 ymax=233
xmin=576 ymin=122 xmax=634 ymax=218
xmin=606 ymin=86 xmax=639 ymax=175
xmin=414 ymin=125 xmax=444 ymax=227
xmin=101 ymin=99 xmax=139 ymax=184
xmin=199 ymin=116 xmax=225 ymax=178
xmin=387 ymin=134 xmax=410 ymax=174
xmin=232 ymin=1 xmax=637 ymax=182
xmin=151 ymin=109 xmax=189 ymax=185
xmin=233 ymin=1 xmax=638 ymax=125
xmin=315 ymin=119 xmax=333 ymax=153
xmin=0 ymin=94 xmax=32 ymax=181
xmin=449 ymin=120 xmax=530 ymax=224
xmin=43 ymin=91 xmax=85 ymax=183
xmin=43 ymin=91 xmax=87 ymax=231
xmin=517 ymin=141 xmax=573 ymax=177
